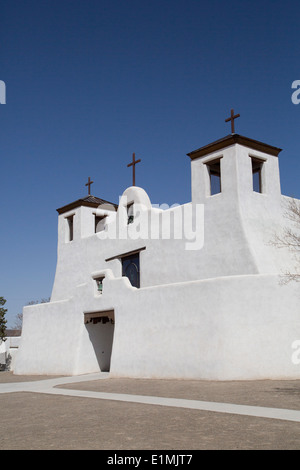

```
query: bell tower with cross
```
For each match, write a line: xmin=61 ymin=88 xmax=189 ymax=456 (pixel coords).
xmin=187 ymin=110 xmax=282 ymax=206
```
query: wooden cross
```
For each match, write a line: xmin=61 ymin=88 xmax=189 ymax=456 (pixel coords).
xmin=85 ymin=176 xmax=94 ymax=195
xmin=127 ymin=152 xmax=141 ymax=186
xmin=225 ymin=108 xmax=240 ymax=133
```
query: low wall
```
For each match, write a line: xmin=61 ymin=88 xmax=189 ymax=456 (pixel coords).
xmin=0 ymin=336 xmax=21 ymax=371
xmin=13 ymin=272 xmax=300 ymax=380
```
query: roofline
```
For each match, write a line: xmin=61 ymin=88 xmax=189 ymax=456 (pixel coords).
xmin=57 ymin=198 xmax=118 ymax=215
xmin=187 ymin=134 xmax=282 ymax=160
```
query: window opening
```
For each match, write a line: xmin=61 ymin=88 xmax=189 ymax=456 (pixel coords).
xmin=122 ymin=253 xmax=140 ymax=288
xmin=251 ymin=157 xmax=263 ymax=193
xmin=206 ymin=159 xmax=221 ymax=195
xmin=95 ymin=277 xmax=104 ymax=294
xmin=66 ymin=215 xmax=74 ymax=241
xmin=95 ymin=215 xmax=106 ymax=233
xmin=127 ymin=202 xmax=134 ymax=224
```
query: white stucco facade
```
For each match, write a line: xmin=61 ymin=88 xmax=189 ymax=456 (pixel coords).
xmin=14 ymin=134 xmax=300 ymax=379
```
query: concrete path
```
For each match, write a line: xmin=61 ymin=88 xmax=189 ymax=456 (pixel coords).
xmin=1 ymin=372 xmax=300 ymax=449
xmin=1 ymin=372 xmax=300 ymax=423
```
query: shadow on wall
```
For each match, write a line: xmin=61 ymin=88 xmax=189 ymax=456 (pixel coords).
xmin=85 ymin=320 xmax=115 ymax=372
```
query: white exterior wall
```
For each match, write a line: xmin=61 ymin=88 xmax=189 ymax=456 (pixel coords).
xmin=14 ymin=139 xmax=300 ymax=379
xmin=15 ymin=271 xmax=300 ymax=379
xmin=0 ymin=336 xmax=21 ymax=371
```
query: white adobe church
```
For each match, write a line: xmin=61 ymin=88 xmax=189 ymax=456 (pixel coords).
xmin=14 ymin=112 xmax=300 ymax=380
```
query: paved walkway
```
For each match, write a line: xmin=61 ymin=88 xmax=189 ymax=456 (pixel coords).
xmin=1 ymin=372 xmax=300 ymax=449
xmin=1 ymin=372 xmax=300 ymax=423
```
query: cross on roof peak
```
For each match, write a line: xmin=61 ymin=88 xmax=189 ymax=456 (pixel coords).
xmin=85 ymin=176 xmax=94 ymax=195
xmin=127 ymin=152 xmax=141 ymax=186
xmin=225 ymin=108 xmax=240 ymax=134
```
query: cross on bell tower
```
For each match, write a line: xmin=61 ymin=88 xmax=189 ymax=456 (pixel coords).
xmin=85 ymin=176 xmax=94 ymax=195
xmin=127 ymin=152 xmax=141 ymax=186
xmin=225 ymin=108 xmax=240 ymax=134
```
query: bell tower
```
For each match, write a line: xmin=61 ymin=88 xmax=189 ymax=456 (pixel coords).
xmin=187 ymin=133 xmax=282 ymax=206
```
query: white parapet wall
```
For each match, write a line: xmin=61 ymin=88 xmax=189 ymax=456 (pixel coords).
xmin=14 ymin=269 xmax=300 ymax=380
xmin=0 ymin=335 xmax=21 ymax=371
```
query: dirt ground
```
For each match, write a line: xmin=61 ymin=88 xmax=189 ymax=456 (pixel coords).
xmin=1 ymin=371 xmax=300 ymax=450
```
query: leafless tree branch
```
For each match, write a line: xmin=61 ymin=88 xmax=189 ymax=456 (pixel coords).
xmin=271 ymin=198 xmax=300 ymax=283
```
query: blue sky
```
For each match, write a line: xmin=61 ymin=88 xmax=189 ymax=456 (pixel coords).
xmin=1 ymin=0 xmax=300 ymax=327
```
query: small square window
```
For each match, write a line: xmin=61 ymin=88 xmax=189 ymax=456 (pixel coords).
xmin=95 ymin=277 xmax=104 ymax=294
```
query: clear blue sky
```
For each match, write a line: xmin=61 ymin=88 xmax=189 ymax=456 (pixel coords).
xmin=1 ymin=0 xmax=300 ymax=327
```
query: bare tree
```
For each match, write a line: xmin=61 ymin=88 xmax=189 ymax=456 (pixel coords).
xmin=14 ymin=297 xmax=50 ymax=332
xmin=272 ymin=198 xmax=300 ymax=283
xmin=13 ymin=313 xmax=23 ymax=331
